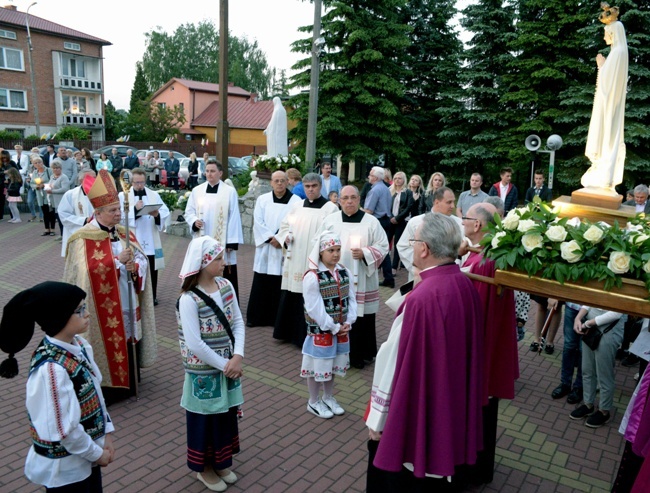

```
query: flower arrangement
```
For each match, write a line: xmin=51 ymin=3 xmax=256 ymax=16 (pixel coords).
xmin=481 ymin=198 xmax=650 ymax=293
xmin=157 ymin=189 xmax=180 ymax=211
xmin=176 ymin=191 xmax=192 ymax=211
xmin=255 ymin=153 xmax=302 ymax=172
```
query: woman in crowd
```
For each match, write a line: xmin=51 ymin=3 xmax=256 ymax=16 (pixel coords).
xmin=31 ymin=157 xmax=53 ymax=236
xmin=0 ymin=150 xmax=18 ymax=222
xmin=388 ymin=171 xmax=414 ymax=274
xmin=73 ymin=151 xmax=90 ymax=172
xmin=82 ymin=148 xmax=96 ymax=172
xmin=177 ymin=236 xmax=244 ymax=492
xmin=187 ymin=152 xmax=200 ymax=190
xmin=26 ymin=150 xmax=43 ymax=222
xmin=151 ymin=151 xmax=163 ymax=186
xmin=407 ymin=174 xmax=424 ymax=217
xmin=4 ymin=167 xmax=23 ymax=223
xmin=47 ymin=162 xmax=70 ymax=237
xmin=421 ymin=172 xmax=446 ymax=214
xmin=96 ymin=152 xmax=113 ymax=173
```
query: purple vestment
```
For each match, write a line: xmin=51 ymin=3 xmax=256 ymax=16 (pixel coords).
xmin=373 ymin=263 xmax=484 ymax=478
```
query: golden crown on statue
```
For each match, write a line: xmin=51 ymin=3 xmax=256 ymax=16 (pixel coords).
xmin=599 ymin=2 xmax=619 ymax=24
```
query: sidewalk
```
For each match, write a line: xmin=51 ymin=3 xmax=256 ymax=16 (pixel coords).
xmin=0 ymin=219 xmax=639 ymax=492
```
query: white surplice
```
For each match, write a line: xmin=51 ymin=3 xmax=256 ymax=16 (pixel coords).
xmin=59 ymin=186 xmax=94 ymax=257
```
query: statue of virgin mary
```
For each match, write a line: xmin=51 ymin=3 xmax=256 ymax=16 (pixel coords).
xmin=581 ymin=4 xmax=628 ymax=191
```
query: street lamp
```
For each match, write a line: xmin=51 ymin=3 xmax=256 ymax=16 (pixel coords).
xmin=25 ymin=2 xmax=40 ymax=136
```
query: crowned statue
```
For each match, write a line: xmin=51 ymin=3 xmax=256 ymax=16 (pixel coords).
xmin=580 ymin=3 xmax=629 ymax=195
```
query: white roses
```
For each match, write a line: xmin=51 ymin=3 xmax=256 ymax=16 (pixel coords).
xmin=491 ymin=231 xmax=507 ymax=249
xmin=545 ymin=225 xmax=567 ymax=242
xmin=521 ymin=234 xmax=543 ymax=252
xmin=517 ymin=219 xmax=536 ymax=233
xmin=607 ymin=251 xmax=631 ymax=274
xmin=502 ymin=209 xmax=520 ymax=230
xmin=643 ymin=259 xmax=650 ymax=274
xmin=629 ymin=233 xmax=649 ymax=246
xmin=560 ymin=240 xmax=582 ymax=263
xmin=583 ymin=225 xmax=605 ymax=244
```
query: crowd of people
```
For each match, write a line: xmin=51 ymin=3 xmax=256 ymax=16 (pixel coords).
xmin=1 ymin=153 xmax=650 ymax=492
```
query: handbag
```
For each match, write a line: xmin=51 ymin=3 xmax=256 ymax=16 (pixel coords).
xmin=582 ymin=319 xmax=618 ymax=351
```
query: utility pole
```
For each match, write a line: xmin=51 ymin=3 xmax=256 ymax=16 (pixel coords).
xmin=25 ymin=2 xmax=40 ymax=137
xmin=217 ymin=0 xmax=230 ymax=175
xmin=305 ymin=0 xmax=322 ymax=171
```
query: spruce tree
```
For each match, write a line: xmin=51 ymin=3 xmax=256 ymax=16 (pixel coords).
xmin=129 ymin=63 xmax=150 ymax=117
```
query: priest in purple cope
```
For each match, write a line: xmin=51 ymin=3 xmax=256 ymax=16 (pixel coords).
xmin=368 ymin=212 xmax=484 ymax=492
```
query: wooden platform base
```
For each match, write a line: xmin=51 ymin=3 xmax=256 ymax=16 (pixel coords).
xmin=553 ymin=195 xmax=636 ymax=226
xmin=571 ymin=188 xmax=623 ymax=210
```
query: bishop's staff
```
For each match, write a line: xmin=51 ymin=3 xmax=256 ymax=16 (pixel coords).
xmin=119 ymin=169 xmax=139 ymax=398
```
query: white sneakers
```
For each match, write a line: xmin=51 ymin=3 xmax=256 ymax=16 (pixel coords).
xmin=308 ymin=397 xmax=345 ymax=419
xmin=8 ymin=218 xmax=21 ymax=223
xmin=322 ymin=395 xmax=345 ymax=416
xmin=307 ymin=399 xmax=334 ymax=419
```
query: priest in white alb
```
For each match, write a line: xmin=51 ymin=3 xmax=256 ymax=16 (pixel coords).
xmin=320 ymin=185 xmax=388 ymax=369
xmin=273 ymin=173 xmax=339 ymax=347
xmin=184 ymin=159 xmax=244 ymax=298
xmin=119 ymin=168 xmax=170 ymax=305
xmin=58 ymin=169 xmax=95 ymax=257
xmin=247 ymin=170 xmax=302 ymax=327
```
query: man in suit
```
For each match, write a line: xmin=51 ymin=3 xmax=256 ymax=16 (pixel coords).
xmin=623 ymin=184 xmax=650 ymax=214
xmin=525 ymin=170 xmax=553 ymax=204
xmin=320 ymin=162 xmax=342 ymax=199
xmin=165 ymin=151 xmax=180 ymax=190
xmin=41 ymin=144 xmax=56 ymax=167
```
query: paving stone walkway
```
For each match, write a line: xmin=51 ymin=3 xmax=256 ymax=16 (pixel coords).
xmin=0 ymin=218 xmax=640 ymax=492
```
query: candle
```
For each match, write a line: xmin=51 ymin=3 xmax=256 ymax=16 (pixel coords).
xmin=349 ymin=235 xmax=362 ymax=285
xmin=286 ymin=215 xmax=296 ymax=259
xmin=34 ymin=177 xmax=42 ymax=185
xmin=197 ymin=198 xmax=204 ymax=233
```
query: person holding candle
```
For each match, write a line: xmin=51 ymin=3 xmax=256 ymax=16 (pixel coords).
xmin=321 ymin=185 xmax=389 ymax=369
xmin=301 ymin=230 xmax=357 ymax=418
xmin=30 ymin=157 xmax=54 ymax=236
xmin=247 ymin=170 xmax=301 ymax=327
xmin=274 ymin=173 xmax=339 ymax=347
xmin=184 ymin=159 xmax=244 ymax=300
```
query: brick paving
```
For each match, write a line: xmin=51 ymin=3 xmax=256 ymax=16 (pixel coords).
xmin=0 ymin=217 xmax=641 ymax=492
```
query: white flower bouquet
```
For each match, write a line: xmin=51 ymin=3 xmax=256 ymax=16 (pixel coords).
xmin=255 ymin=153 xmax=302 ymax=172
xmin=481 ymin=198 xmax=650 ymax=293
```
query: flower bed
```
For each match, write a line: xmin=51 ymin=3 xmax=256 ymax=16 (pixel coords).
xmin=481 ymin=199 xmax=650 ymax=296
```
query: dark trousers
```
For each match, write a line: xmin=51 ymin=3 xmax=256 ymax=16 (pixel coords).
xmin=391 ymin=221 xmax=407 ymax=269
xmin=42 ymin=204 xmax=57 ymax=230
xmin=56 ymin=212 xmax=63 ymax=235
xmin=146 ymin=255 xmax=158 ymax=299
xmin=45 ymin=466 xmax=102 ymax=493
xmin=0 ymin=189 xmax=5 ymax=220
xmin=378 ymin=216 xmax=393 ymax=283
xmin=350 ymin=314 xmax=377 ymax=366
xmin=612 ymin=441 xmax=645 ymax=493
xmin=470 ymin=397 xmax=499 ymax=485
xmin=168 ymin=175 xmax=179 ymax=190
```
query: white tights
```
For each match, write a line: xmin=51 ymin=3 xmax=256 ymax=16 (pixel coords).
xmin=307 ymin=376 xmax=335 ymax=404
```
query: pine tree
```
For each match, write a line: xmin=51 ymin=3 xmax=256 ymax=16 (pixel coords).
xmin=289 ymin=0 xmax=412 ymax=167
xmin=457 ymin=0 xmax=516 ymax=186
xmin=129 ymin=63 xmax=150 ymax=117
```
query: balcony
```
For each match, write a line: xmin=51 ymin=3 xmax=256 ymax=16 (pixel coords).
xmin=63 ymin=113 xmax=104 ymax=128
xmin=59 ymin=77 xmax=102 ymax=92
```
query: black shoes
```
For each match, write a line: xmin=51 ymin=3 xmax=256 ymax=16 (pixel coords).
xmin=380 ymin=279 xmax=395 ymax=288
xmin=551 ymin=384 xmax=571 ymax=399
xmin=544 ymin=344 xmax=555 ymax=355
xmin=153 ymin=298 xmax=159 ymax=306
xmin=570 ymin=404 xmax=595 ymax=420
xmin=567 ymin=388 xmax=583 ymax=405
xmin=586 ymin=410 xmax=611 ymax=428
xmin=622 ymin=354 xmax=640 ymax=367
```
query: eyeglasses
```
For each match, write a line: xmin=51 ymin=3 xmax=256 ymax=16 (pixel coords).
xmin=74 ymin=303 xmax=87 ymax=317
xmin=462 ymin=216 xmax=479 ymax=222
xmin=408 ymin=238 xmax=428 ymax=247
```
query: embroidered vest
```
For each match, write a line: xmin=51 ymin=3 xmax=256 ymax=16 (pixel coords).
xmin=177 ymin=279 xmax=235 ymax=375
xmin=305 ymin=268 xmax=350 ymax=335
xmin=28 ymin=337 xmax=105 ymax=459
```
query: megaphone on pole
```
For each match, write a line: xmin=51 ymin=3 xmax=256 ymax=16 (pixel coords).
xmin=525 ymin=135 xmax=541 ymax=152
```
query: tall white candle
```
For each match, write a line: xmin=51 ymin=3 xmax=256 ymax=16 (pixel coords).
xmin=349 ymin=235 xmax=362 ymax=285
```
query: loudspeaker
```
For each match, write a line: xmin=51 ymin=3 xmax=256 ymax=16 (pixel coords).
xmin=525 ymin=135 xmax=541 ymax=152
xmin=547 ymin=134 xmax=563 ymax=151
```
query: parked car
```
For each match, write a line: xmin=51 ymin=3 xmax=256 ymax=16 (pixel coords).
xmin=36 ymin=144 xmax=80 ymax=155
xmin=239 ymin=155 xmax=255 ymax=168
xmin=136 ymin=149 xmax=187 ymax=166
xmin=227 ymin=157 xmax=248 ymax=177
xmin=92 ymin=145 xmax=137 ymax=161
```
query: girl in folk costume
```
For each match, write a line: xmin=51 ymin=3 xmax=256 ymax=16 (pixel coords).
xmin=301 ymin=230 xmax=357 ymax=419
xmin=0 ymin=282 xmax=115 ymax=492
xmin=177 ymin=236 xmax=245 ymax=492
xmin=5 ymin=167 xmax=23 ymax=223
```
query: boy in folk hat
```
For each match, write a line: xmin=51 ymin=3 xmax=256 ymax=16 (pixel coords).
xmin=0 ymin=281 xmax=115 ymax=492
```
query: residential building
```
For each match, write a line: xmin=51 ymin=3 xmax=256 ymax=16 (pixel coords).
xmin=0 ymin=5 xmax=111 ymax=139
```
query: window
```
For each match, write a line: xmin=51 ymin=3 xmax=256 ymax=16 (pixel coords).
xmin=0 ymin=30 xmax=17 ymax=40
xmin=158 ymin=102 xmax=166 ymax=109
xmin=62 ymin=95 xmax=87 ymax=113
xmin=64 ymin=42 xmax=81 ymax=51
xmin=61 ymin=55 xmax=85 ymax=78
xmin=0 ymin=88 xmax=27 ymax=110
xmin=0 ymin=46 xmax=24 ymax=71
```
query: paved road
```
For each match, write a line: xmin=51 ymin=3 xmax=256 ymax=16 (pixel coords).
xmin=0 ymin=219 xmax=639 ymax=492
